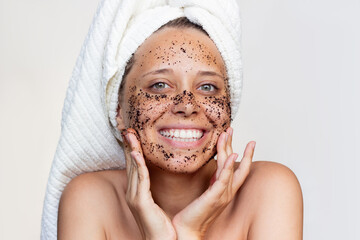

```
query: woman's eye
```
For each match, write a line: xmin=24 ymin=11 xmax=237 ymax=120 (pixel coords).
xmin=151 ymin=82 xmax=170 ymax=90
xmin=198 ymin=84 xmax=216 ymax=92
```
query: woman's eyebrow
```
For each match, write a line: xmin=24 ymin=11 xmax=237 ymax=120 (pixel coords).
xmin=197 ymin=70 xmax=225 ymax=79
xmin=141 ymin=69 xmax=224 ymax=79
xmin=141 ymin=68 xmax=173 ymax=78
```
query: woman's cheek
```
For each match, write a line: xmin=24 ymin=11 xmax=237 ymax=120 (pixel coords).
xmin=201 ymin=95 xmax=232 ymax=132
xmin=126 ymin=90 xmax=172 ymax=166
xmin=126 ymin=89 xmax=170 ymax=132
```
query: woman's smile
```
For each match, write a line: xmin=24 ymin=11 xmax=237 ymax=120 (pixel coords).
xmin=158 ymin=127 xmax=208 ymax=148
xmin=159 ymin=129 xmax=204 ymax=142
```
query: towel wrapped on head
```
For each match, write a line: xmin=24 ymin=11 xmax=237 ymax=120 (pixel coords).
xmin=41 ymin=0 xmax=243 ymax=239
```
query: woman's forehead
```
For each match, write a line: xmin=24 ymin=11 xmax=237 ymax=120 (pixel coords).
xmin=133 ymin=27 xmax=227 ymax=76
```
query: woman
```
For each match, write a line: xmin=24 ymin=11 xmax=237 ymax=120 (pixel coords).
xmin=57 ymin=17 xmax=303 ymax=239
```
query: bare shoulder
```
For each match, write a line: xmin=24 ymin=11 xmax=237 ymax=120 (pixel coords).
xmin=247 ymin=161 xmax=302 ymax=189
xmin=241 ymin=161 xmax=303 ymax=240
xmin=58 ymin=169 xmax=129 ymax=240
xmin=60 ymin=169 xmax=127 ymax=200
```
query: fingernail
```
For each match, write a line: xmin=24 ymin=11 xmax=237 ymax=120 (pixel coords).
xmin=125 ymin=133 xmax=131 ymax=143
xmin=225 ymin=133 xmax=229 ymax=141
xmin=127 ymin=128 xmax=140 ymax=141
xmin=229 ymin=128 xmax=233 ymax=136
xmin=252 ymin=142 xmax=256 ymax=149
xmin=227 ymin=127 xmax=233 ymax=136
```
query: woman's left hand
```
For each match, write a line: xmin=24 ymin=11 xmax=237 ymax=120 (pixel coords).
xmin=172 ymin=127 xmax=256 ymax=239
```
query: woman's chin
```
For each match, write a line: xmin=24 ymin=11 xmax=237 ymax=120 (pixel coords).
xmin=145 ymin=154 xmax=214 ymax=174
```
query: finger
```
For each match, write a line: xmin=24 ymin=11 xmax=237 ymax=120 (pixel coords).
xmin=227 ymin=129 xmax=235 ymax=196
xmin=128 ymin=151 xmax=139 ymax=200
xmin=127 ymin=133 xmax=144 ymax=189
xmin=126 ymin=157 xmax=134 ymax=197
xmin=206 ymin=153 xmax=237 ymax=200
xmin=225 ymin=152 xmax=236 ymax=198
xmin=216 ymin=132 xmax=229 ymax=178
xmin=126 ymin=130 xmax=144 ymax=156
xmin=232 ymin=141 xmax=256 ymax=194
xmin=122 ymin=132 xmax=133 ymax=177
xmin=225 ymin=127 xmax=233 ymax=156
xmin=124 ymin=129 xmax=147 ymax=201
xmin=131 ymin=151 xmax=151 ymax=196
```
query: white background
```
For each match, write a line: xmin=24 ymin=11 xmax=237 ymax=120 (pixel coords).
xmin=0 ymin=0 xmax=359 ymax=239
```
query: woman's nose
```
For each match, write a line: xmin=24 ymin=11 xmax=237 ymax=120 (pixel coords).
xmin=171 ymin=90 xmax=200 ymax=117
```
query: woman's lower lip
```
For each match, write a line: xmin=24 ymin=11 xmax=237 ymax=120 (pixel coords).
xmin=158 ymin=132 xmax=208 ymax=149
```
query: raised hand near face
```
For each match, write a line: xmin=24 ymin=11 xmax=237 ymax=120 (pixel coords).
xmin=122 ymin=127 xmax=255 ymax=240
xmin=122 ymin=128 xmax=176 ymax=240
xmin=172 ymin=127 xmax=256 ymax=239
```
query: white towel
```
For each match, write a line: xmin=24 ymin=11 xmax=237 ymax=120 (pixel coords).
xmin=41 ymin=0 xmax=243 ymax=239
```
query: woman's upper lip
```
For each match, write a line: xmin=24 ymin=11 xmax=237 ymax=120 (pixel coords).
xmin=157 ymin=124 xmax=209 ymax=132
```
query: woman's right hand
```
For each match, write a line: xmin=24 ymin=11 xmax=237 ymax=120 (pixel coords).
xmin=122 ymin=129 xmax=176 ymax=240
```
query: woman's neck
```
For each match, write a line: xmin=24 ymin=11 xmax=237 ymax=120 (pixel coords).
xmin=147 ymin=160 xmax=217 ymax=219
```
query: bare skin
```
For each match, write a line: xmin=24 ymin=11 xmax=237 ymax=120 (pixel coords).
xmin=58 ymin=162 xmax=303 ymax=239
xmin=58 ymin=27 xmax=303 ymax=239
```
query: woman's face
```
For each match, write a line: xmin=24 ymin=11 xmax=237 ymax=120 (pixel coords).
xmin=117 ymin=27 xmax=231 ymax=173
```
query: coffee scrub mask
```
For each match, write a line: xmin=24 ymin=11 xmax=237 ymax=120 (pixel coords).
xmin=117 ymin=27 xmax=231 ymax=173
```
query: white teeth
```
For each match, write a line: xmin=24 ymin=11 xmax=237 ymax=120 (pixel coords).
xmin=159 ymin=129 xmax=204 ymax=141
xmin=180 ymin=130 xmax=186 ymax=138
xmin=174 ymin=131 xmax=180 ymax=138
